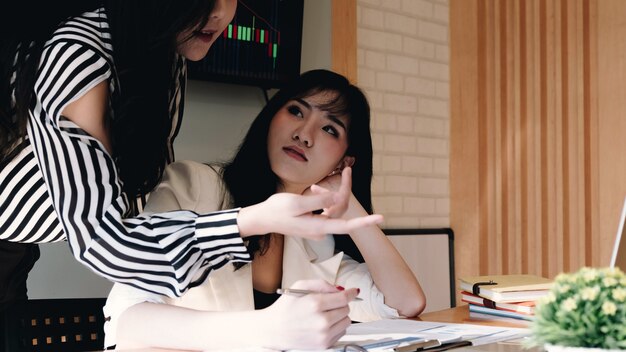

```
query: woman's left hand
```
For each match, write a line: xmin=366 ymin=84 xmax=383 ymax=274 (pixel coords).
xmin=306 ymin=167 xmax=354 ymax=219
xmin=313 ymin=173 xmax=342 ymax=193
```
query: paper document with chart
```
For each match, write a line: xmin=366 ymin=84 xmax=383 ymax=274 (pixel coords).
xmin=322 ymin=318 xmax=531 ymax=351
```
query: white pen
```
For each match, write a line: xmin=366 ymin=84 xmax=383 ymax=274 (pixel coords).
xmin=276 ymin=288 xmax=363 ymax=301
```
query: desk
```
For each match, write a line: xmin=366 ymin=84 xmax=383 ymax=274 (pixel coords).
xmin=417 ymin=305 xmax=529 ymax=328
xmin=112 ymin=306 xmax=534 ymax=352
xmin=418 ymin=305 xmax=541 ymax=352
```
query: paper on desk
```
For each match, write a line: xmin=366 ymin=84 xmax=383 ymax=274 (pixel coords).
xmin=345 ymin=320 xmax=458 ymax=342
xmin=223 ymin=319 xmax=532 ymax=352
xmin=334 ymin=334 xmax=429 ymax=351
xmin=288 ymin=333 xmax=438 ymax=352
xmin=341 ymin=318 xmax=531 ymax=346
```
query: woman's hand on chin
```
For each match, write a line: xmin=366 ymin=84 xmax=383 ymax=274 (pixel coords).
xmin=307 ymin=167 xmax=351 ymax=217
xmin=238 ymin=167 xmax=382 ymax=239
xmin=312 ymin=175 xmax=342 ymax=195
xmin=305 ymin=167 xmax=362 ymax=221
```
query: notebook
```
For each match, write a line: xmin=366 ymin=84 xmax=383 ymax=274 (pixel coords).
xmin=610 ymin=197 xmax=626 ymax=270
xmin=458 ymin=275 xmax=552 ymax=303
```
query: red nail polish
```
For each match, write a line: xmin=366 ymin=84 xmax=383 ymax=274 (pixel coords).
xmin=357 ymin=288 xmax=361 ymax=294
xmin=336 ymin=286 xmax=345 ymax=291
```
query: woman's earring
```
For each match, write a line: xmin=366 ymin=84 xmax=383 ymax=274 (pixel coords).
xmin=328 ymin=168 xmax=341 ymax=177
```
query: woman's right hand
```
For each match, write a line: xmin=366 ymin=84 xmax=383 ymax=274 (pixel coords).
xmin=237 ymin=167 xmax=383 ymax=239
xmin=260 ymin=279 xmax=358 ymax=350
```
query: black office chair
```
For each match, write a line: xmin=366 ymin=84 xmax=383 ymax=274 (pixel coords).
xmin=2 ymin=298 xmax=107 ymax=352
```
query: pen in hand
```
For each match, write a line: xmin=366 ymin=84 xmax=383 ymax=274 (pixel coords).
xmin=276 ymin=288 xmax=363 ymax=301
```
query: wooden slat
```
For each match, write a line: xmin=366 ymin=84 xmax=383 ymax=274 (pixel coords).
xmin=571 ymin=0 xmax=584 ymax=271
xmin=529 ymin=0 xmax=542 ymax=275
xmin=519 ymin=0 xmax=530 ymax=274
xmin=450 ymin=0 xmax=482 ymax=286
xmin=585 ymin=0 xmax=599 ymax=266
xmin=560 ymin=0 xmax=568 ymax=273
xmin=478 ymin=0 xmax=490 ymax=275
xmin=512 ymin=0 xmax=523 ymax=275
xmin=331 ymin=0 xmax=357 ymax=83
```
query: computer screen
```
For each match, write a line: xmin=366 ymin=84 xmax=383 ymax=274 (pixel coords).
xmin=611 ymin=197 xmax=626 ymax=270
xmin=188 ymin=0 xmax=304 ymax=88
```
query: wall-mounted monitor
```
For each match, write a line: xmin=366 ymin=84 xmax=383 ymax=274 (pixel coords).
xmin=188 ymin=0 xmax=304 ymax=89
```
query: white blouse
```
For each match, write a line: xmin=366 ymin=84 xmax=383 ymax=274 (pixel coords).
xmin=103 ymin=160 xmax=399 ymax=348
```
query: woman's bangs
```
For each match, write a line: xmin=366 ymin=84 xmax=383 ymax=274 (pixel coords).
xmin=298 ymin=88 xmax=351 ymax=118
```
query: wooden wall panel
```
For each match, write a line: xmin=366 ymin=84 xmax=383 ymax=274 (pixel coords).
xmin=451 ymin=0 xmax=481 ymax=280
xmin=332 ymin=0 xmax=357 ymax=83
xmin=450 ymin=0 xmax=625 ymax=290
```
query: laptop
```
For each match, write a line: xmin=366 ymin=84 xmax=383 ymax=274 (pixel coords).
xmin=610 ymin=197 xmax=626 ymax=270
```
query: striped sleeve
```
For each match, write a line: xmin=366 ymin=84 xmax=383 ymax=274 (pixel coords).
xmin=0 ymin=141 xmax=65 ymax=243
xmin=12 ymin=39 xmax=251 ymax=297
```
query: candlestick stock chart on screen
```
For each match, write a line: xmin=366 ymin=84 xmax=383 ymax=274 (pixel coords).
xmin=188 ymin=0 xmax=304 ymax=88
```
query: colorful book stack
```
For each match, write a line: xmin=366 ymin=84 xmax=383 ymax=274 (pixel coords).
xmin=458 ymin=274 xmax=553 ymax=322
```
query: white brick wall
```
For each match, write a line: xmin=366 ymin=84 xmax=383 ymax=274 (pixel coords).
xmin=358 ymin=0 xmax=449 ymax=228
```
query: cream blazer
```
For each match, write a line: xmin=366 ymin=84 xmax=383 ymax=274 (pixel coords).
xmin=103 ymin=161 xmax=399 ymax=347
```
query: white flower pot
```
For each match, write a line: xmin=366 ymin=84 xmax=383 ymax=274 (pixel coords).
xmin=544 ymin=344 xmax=623 ymax=352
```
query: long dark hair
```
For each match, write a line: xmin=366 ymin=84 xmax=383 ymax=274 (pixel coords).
xmin=223 ymin=69 xmax=374 ymax=263
xmin=1 ymin=0 xmax=216 ymax=199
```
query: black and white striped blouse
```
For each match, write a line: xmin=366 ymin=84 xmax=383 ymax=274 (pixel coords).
xmin=0 ymin=8 xmax=251 ymax=297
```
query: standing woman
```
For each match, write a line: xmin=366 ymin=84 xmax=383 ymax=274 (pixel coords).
xmin=0 ymin=0 xmax=379 ymax=319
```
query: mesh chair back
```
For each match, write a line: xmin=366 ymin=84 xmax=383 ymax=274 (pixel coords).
xmin=3 ymin=298 xmax=106 ymax=352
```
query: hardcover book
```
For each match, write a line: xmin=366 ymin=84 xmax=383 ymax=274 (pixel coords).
xmin=458 ymin=274 xmax=552 ymax=302
xmin=468 ymin=304 xmax=533 ymax=323
xmin=460 ymin=291 xmax=536 ymax=315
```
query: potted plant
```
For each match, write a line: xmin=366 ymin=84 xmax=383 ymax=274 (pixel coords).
xmin=531 ymin=267 xmax=626 ymax=351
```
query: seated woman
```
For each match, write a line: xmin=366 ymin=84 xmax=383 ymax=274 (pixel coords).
xmin=103 ymin=69 xmax=426 ymax=351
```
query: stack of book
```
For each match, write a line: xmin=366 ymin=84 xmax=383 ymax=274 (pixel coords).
xmin=458 ymin=274 xmax=553 ymax=322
